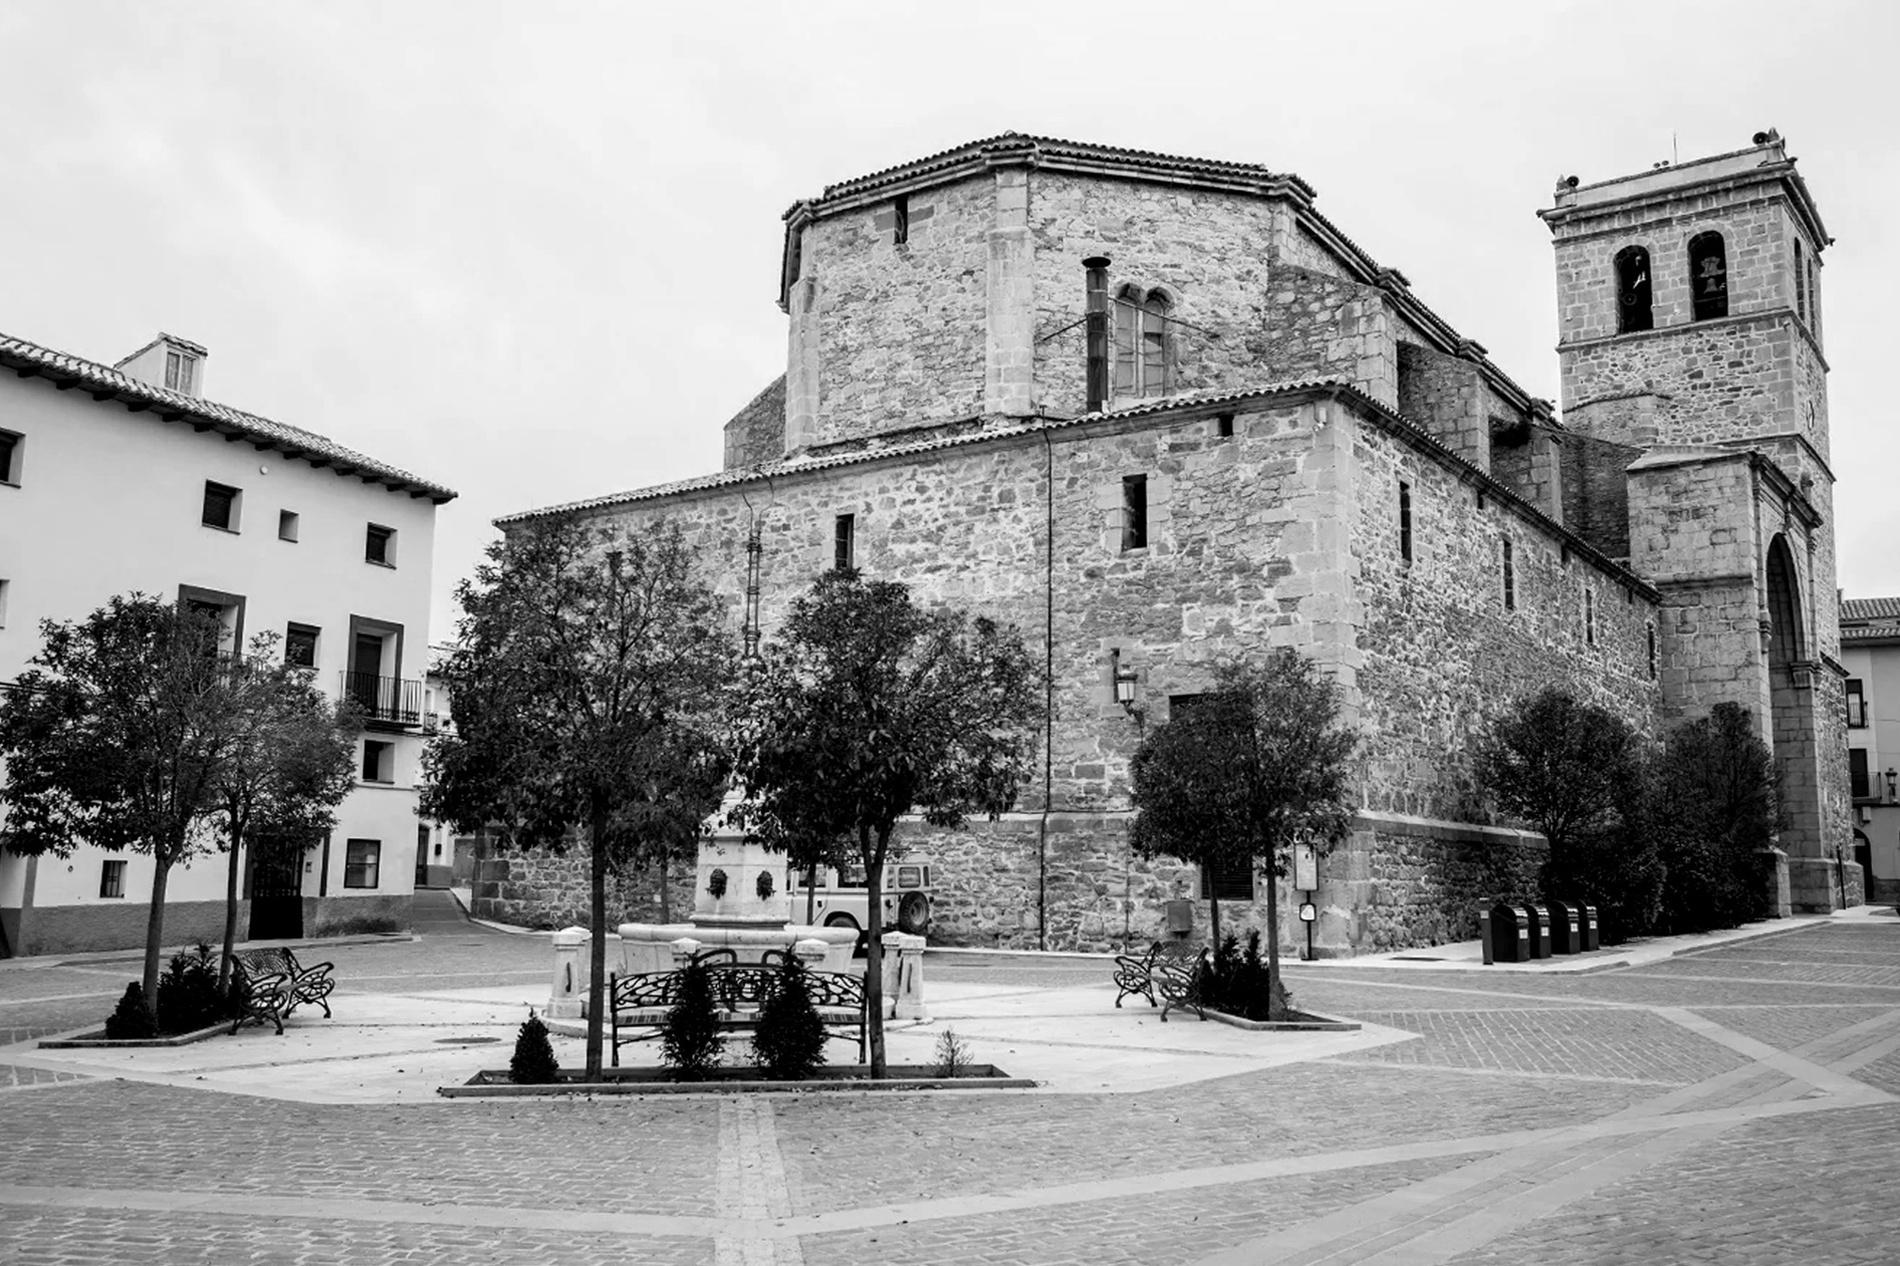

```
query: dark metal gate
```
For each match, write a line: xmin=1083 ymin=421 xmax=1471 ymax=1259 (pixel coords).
xmin=248 ymin=851 xmax=305 ymax=941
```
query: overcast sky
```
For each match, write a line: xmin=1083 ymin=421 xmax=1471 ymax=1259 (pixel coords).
xmin=3 ymin=0 xmax=1894 ymax=640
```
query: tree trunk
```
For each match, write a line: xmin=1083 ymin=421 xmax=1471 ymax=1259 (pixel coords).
xmin=862 ymin=823 xmax=886 ymax=1077
xmin=585 ymin=795 xmax=609 ymax=1081
xmin=805 ymin=866 xmax=817 ymax=925
xmin=1265 ymin=844 xmax=1283 ymax=1018
xmin=657 ymin=852 xmax=670 ymax=924
xmin=1207 ymin=883 xmax=1222 ymax=982
xmin=218 ymin=813 xmax=245 ymax=995
xmin=143 ymin=852 xmax=173 ymax=1024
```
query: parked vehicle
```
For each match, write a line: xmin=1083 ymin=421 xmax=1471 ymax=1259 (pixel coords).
xmin=786 ymin=860 xmax=931 ymax=940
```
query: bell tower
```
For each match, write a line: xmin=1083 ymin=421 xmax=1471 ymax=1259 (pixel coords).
xmin=1542 ymin=132 xmax=1854 ymax=911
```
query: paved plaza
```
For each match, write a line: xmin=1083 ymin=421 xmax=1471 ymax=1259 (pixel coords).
xmin=2 ymin=898 xmax=1898 ymax=1264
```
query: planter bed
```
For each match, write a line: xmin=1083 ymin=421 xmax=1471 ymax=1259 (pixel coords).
xmin=1195 ymin=1008 xmax=1361 ymax=1033
xmin=439 ymin=1063 xmax=1035 ymax=1097
xmin=40 ymin=1020 xmax=232 ymax=1049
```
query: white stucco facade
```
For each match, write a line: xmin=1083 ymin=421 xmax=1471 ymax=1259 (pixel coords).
xmin=1840 ymin=601 xmax=1900 ymax=905
xmin=0 ymin=331 xmax=455 ymax=956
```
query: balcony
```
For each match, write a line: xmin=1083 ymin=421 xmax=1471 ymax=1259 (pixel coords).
xmin=341 ymin=671 xmax=424 ymax=731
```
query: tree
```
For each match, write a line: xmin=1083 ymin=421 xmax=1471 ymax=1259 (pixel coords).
xmin=1652 ymin=702 xmax=1780 ymax=932
xmin=1129 ymin=652 xmax=1357 ymax=1008
xmin=211 ymin=640 xmax=360 ymax=993
xmin=732 ymin=571 xmax=1039 ymax=1076
xmin=1476 ymin=687 xmax=1662 ymax=942
xmin=0 ymin=597 xmax=241 ymax=1017
xmin=420 ymin=515 xmax=733 ymax=1080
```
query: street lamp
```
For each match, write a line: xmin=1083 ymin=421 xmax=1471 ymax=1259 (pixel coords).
xmin=1885 ymin=768 xmax=1896 ymax=804
xmin=1110 ymin=649 xmax=1138 ymax=712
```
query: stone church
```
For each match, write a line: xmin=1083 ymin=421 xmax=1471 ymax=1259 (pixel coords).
xmin=492 ymin=130 xmax=1855 ymax=954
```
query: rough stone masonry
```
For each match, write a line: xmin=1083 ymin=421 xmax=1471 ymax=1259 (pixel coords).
xmin=485 ymin=131 xmax=1856 ymax=954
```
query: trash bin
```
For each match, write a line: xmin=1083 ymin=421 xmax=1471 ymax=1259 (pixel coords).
xmin=1489 ymin=903 xmax=1531 ymax=962
xmin=1524 ymin=904 xmax=1553 ymax=959
xmin=1545 ymin=901 xmax=1581 ymax=955
xmin=1578 ymin=904 xmax=1601 ymax=951
xmin=1163 ymin=899 xmax=1195 ymax=936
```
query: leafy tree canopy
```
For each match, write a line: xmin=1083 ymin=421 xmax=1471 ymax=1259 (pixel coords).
xmin=1475 ymin=686 xmax=1643 ymax=855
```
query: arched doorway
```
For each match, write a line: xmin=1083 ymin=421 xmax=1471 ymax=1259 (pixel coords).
xmin=1764 ymin=533 xmax=1822 ymax=868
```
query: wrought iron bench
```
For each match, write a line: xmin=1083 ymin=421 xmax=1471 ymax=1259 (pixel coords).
xmin=230 ymin=947 xmax=336 ymax=1035
xmin=1113 ymin=940 xmax=1204 ymax=1012
xmin=607 ymin=956 xmax=867 ymax=1066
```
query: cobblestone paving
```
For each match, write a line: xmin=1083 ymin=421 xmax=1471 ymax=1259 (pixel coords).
xmin=1 ymin=918 xmax=1896 ymax=1264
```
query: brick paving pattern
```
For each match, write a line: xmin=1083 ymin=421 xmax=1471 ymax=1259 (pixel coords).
xmin=1 ymin=917 xmax=1895 ymax=1263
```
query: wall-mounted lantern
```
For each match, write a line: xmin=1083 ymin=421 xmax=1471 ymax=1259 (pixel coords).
xmin=1111 ymin=647 xmax=1139 ymax=712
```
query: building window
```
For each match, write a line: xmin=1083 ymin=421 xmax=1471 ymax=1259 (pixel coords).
xmin=1807 ymin=256 xmax=1821 ymax=336
xmin=0 ymin=578 xmax=9 ymax=629
xmin=202 ymin=481 xmax=241 ymax=531
xmin=1615 ymin=245 xmax=1653 ymax=334
xmin=344 ymin=839 xmax=381 ymax=889
xmin=1216 ymin=412 xmax=1234 ymax=439
xmin=177 ymin=585 xmax=244 ymax=654
xmin=1398 ymin=481 xmax=1413 ymax=564
xmin=279 ymin=510 xmax=300 ymax=543
xmin=1501 ymin=539 xmax=1516 ymax=610
xmin=164 ymin=350 xmax=197 ymax=394
xmin=0 ymin=429 xmax=20 ymax=485
xmin=365 ymin=524 xmax=395 ymax=566
xmin=285 ymin=623 xmax=320 ymax=669
xmin=1688 ymin=232 xmax=1728 ymax=321
xmin=1647 ymin=625 xmax=1657 ymax=680
xmin=1200 ymin=854 xmax=1255 ymax=902
xmin=1113 ymin=286 xmax=1171 ymax=398
xmin=892 ymin=194 xmax=910 ymax=245
xmin=1850 ymin=748 xmax=1870 ymax=800
xmin=1121 ymin=475 xmax=1149 ymax=551
xmin=1794 ymin=239 xmax=1807 ymax=324
xmin=1585 ymin=588 xmax=1595 ymax=646
xmin=100 ymin=859 xmax=126 ymax=899
xmin=362 ymin=740 xmax=394 ymax=784
xmin=834 ymin=513 xmax=856 ymax=572
xmin=1847 ymin=678 xmax=1867 ymax=729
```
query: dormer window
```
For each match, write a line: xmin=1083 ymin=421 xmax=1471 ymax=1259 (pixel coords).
xmin=1113 ymin=286 xmax=1171 ymax=398
xmin=165 ymin=349 xmax=198 ymax=394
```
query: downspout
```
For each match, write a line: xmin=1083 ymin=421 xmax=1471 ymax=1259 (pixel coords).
xmin=1039 ymin=428 xmax=1055 ymax=951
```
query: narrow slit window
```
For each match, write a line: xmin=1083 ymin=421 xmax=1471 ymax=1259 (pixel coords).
xmin=892 ymin=194 xmax=909 ymax=245
xmin=0 ymin=429 xmax=20 ymax=484
xmin=1794 ymin=240 xmax=1807 ymax=324
xmin=1615 ymin=245 xmax=1653 ymax=333
xmin=1502 ymin=539 xmax=1516 ymax=611
xmin=1851 ymin=748 xmax=1870 ymax=799
xmin=1689 ymin=231 xmax=1728 ymax=321
xmin=1398 ymin=481 xmax=1413 ymax=564
xmin=834 ymin=513 xmax=856 ymax=572
xmin=1216 ymin=412 xmax=1234 ymax=439
xmin=1646 ymin=625 xmax=1657 ymax=680
xmin=1585 ymin=588 xmax=1595 ymax=646
xmin=1122 ymin=475 xmax=1148 ymax=551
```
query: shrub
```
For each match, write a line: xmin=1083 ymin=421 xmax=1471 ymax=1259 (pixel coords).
xmin=750 ymin=954 xmax=826 ymax=1080
xmin=316 ymin=915 xmax=404 ymax=938
xmin=933 ymin=1027 xmax=974 ymax=1078
xmin=1193 ymin=931 xmax=1295 ymax=1021
xmin=509 ymin=1011 xmax=560 ymax=1084
xmin=155 ymin=943 xmax=235 ymax=1034
xmin=660 ymin=958 xmax=724 ymax=1080
xmin=1651 ymin=703 xmax=1779 ymax=933
xmin=104 ymin=982 xmax=157 ymax=1040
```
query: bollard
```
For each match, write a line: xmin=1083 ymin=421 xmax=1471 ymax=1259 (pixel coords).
xmin=1478 ymin=909 xmax=1494 ymax=966
xmin=880 ymin=931 xmax=928 ymax=1020
xmin=548 ymin=927 xmax=588 ymax=1019
xmin=669 ymin=937 xmax=702 ymax=968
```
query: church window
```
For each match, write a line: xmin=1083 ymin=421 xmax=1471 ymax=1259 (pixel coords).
xmin=1121 ymin=475 xmax=1148 ymax=551
xmin=892 ymin=195 xmax=910 ymax=246
xmin=1807 ymin=257 xmax=1821 ymax=337
xmin=1216 ymin=412 xmax=1234 ymax=438
xmin=1113 ymin=287 xmax=1171 ymax=398
xmin=1398 ymin=481 xmax=1413 ymax=564
xmin=1501 ymin=539 xmax=1515 ymax=610
xmin=1615 ymin=246 xmax=1652 ymax=333
xmin=1794 ymin=240 xmax=1807 ymax=324
xmin=1646 ymin=625 xmax=1657 ymax=680
xmin=1688 ymin=232 xmax=1727 ymax=321
xmin=834 ymin=514 xmax=856 ymax=572
xmin=1584 ymin=587 xmax=1595 ymax=646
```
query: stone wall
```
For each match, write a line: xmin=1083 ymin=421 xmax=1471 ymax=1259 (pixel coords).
xmin=472 ymin=849 xmax=695 ymax=931
xmin=1398 ymin=341 xmax=1487 ymax=472
xmin=722 ymin=375 xmax=785 ymax=469
xmin=1561 ymin=432 xmax=1640 ymax=559
xmin=1253 ymin=266 xmax=1397 ymax=410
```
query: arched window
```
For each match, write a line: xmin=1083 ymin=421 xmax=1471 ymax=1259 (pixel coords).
xmin=1688 ymin=231 xmax=1728 ymax=321
xmin=1113 ymin=286 xmax=1171 ymax=398
xmin=1615 ymin=245 xmax=1652 ymax=333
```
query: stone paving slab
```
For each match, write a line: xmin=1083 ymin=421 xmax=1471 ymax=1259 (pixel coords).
xmin=1340 ymin=1007 xmax=1748 ymax=1083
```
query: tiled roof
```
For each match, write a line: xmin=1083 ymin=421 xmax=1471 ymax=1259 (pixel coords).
xmin=1842 ymin=624 xmax=1900 ymax=643
xmin=0 ymin=332 xmax=456 ymax=504
xmin=1842 ymin=597 xmax=1900 ymax=622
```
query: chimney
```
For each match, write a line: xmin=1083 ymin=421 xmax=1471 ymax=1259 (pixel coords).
xmin=113 ymin=332 xmax=208 ymax=398
xmin=1084 ymin=256 xmax=1110 ymax=413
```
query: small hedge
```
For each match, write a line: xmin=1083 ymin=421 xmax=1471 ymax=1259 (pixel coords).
xmin=660 ymin=959 xmax=724 ymax=1080
xmin=509 ymin=1012 xmax=560 ymax=1084
xmin=750 ymin=954 xmax=826 ymax=1080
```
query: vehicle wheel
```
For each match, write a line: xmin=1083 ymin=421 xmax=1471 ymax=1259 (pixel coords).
xmin=897 ymin=891 xmax=929 ymax=936
xmin=824 ymin=913 xmax=867 ymax=957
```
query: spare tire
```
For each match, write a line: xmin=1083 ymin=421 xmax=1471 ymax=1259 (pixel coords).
xmin=897 ymin=890 xmax=930 ymax=936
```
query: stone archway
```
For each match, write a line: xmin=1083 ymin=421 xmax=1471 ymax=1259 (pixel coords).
xmin=1765 ymin=532 xmax=1824 ymax=884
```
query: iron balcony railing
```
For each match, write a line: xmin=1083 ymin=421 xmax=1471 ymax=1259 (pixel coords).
xmin=341 ymin=671 xmax=424 ymax=730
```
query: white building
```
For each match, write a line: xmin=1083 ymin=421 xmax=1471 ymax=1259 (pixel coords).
xmin=0 ymin=330 xmax=455 ymax=956
xmin=1841 ymin=598 xmax=1900 ymax=905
